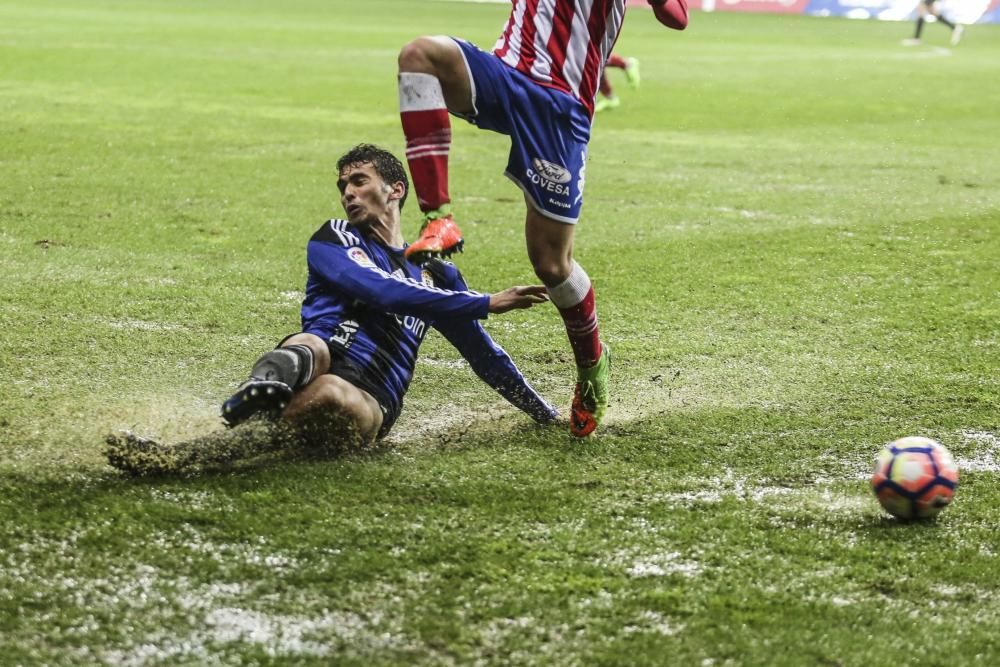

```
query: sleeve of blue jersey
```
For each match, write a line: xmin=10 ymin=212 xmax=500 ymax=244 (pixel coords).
xmin=433 ymin=318 xmax=558 ymax=424
xmin=306 ymin=234 xmax=490 ymax=321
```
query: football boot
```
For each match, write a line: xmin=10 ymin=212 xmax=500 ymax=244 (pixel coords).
xmin=404 ymin=210 xmax=464 ymax=261
xmin=221 ymin=379 xmax=293 ymax=427
xmin=594 ymin=96 xmax=621 ymax=113
xmin=951 ymin=24 xmax=964 ymax=46
xmin=624 ymin=57 xmax=641 ymax=88
xmin=570 ymin=344 xmax=611 ymax=437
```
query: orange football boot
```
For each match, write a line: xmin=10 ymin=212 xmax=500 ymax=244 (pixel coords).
xmin=404 ymin=210 xmax=464 ymax=261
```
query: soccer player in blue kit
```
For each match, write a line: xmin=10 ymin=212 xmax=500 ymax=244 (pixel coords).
xmin=220 ymin=143 xmax=558 ymax=446
xmin=106 ymin=144 xmax=556 ymax=474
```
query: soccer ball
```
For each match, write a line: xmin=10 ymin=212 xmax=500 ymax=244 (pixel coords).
xmin=870 ymin=436 xmax=959 ymax=520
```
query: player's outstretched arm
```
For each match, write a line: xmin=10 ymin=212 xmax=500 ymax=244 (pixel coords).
xmin=309 ymin=236 xmax=491 ymax=320
xmin=430 ymin=274 xmax=556 ymax=423
xmin=488 ymin=285 xmax=549 ymax=313
xmin=434 ymin=317 xmax=559 ymax=424
xmin=649 ymin=0 xmax=688 ymax=30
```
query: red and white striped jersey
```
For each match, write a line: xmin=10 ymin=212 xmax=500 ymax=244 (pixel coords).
xmin=492 ymin=0 xmax=626 ymax=115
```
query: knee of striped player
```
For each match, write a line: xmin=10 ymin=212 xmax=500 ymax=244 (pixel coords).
xmin=398 ymin=37 xmax=440 ymax=73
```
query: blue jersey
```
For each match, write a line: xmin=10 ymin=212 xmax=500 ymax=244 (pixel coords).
xmin=300 ymin=219 xmax=556 ymax=432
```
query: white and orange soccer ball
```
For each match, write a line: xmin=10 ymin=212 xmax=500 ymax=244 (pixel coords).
xmin=871 ymin=436 xmax=959 ymax=520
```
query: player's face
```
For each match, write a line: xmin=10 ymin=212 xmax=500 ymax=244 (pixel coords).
xmin=337 ymin=162 xmax=392 ymax=228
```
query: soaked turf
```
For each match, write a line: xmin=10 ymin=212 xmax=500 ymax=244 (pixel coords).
xmin=2 ymin=0 xmax=999 ymax=664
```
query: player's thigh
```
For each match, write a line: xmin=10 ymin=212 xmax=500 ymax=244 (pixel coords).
xmin=445 ymin=39 xmax=522 ymax=134
xmin=524 ymin=204 xmax=576 ymax=286
xmin=399 ymin=36 xmax=473 ymax=114
xmin=504 ymin=87 xmax=591 ymax=225
xmin=284 ymin=374 xmax=384 ymax=443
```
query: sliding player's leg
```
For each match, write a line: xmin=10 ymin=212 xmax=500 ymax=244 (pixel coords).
xmin=221 ymin=333 xmax=330 ymax=426
xmin=283 ymin=374 xmax=384 ymax=448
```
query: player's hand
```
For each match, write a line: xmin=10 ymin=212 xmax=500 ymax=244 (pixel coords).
xmin=532 ymin=403 xmax=560 ymax=425
xmin=488 ymin=285 xmax=549 ymax=314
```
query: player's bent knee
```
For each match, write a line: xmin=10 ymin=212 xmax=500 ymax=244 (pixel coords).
xmin=281 ymin=332 xmax=323 ymax=347
xmin=398 ymin=40 xmax=423 ymax=71
xmin=399 ymin=36 xmax=462 ymax=74
xmin=281 ymin=333 xmax=330 ymax=375
xmin=399 ymin=37 xmax=441 ymax=72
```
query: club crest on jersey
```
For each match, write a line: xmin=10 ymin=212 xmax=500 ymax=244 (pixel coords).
xmin=347 ymin=247 xmax=375 ymax=268
xmin=421 ymin=270 xmax=435 ymax=287
xmin=528 ymin=158 xmax=571 ymax=197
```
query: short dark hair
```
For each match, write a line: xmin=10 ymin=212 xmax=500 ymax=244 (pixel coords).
xmin=336 ymin=143 xmax=409 ymax=211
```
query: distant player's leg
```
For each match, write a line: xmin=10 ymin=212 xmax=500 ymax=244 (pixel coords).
xmin=398 ymin=36 xmax=472 ymax=260
xmin=221 ymin=333 xmax=329 ymax=426
xmin=904 ymin=2 xmax=929 ymax=44
xmin=950 ymin=22 xmax=964 ymax=45
xmin=606 ymin=53 xmax=627 ymax=71
xmin=931 ymin=0 xmax=957 ymax=32
xmin=928 ymin=4 xmax=962 ymax=44
xmin=525 ymin=208 xmax=609 ymax=437
xmin=606 ymin=53 xmax=641 ymax=89
xmin=624 ymin=57 xmax=641 ymax=88
xmin=595 ymin=71 xmax=620 ymax=113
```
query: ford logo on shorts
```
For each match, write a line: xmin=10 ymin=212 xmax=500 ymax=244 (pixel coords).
xmin=532 ymin=158 xmax=571 ymax=184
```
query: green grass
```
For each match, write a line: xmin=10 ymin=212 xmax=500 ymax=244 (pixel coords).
xmin=2 ymin=0 xmax=1000 ymax=664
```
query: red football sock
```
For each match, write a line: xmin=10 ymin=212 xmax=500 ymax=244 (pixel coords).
xmin=557 ymin=286 xmax=602 ymax=368
xmin=399 ymin=72 xmax=451 ymax=213
xmin=548 ymin=263 xmax=602 ymax=368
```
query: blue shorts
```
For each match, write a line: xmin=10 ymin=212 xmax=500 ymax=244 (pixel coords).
xmin=453 ymin=38 xmax=591 ymax=224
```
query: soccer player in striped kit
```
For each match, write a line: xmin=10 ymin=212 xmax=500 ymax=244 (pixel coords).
xmin=397 ymin=0 xmax=688 ymax=437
